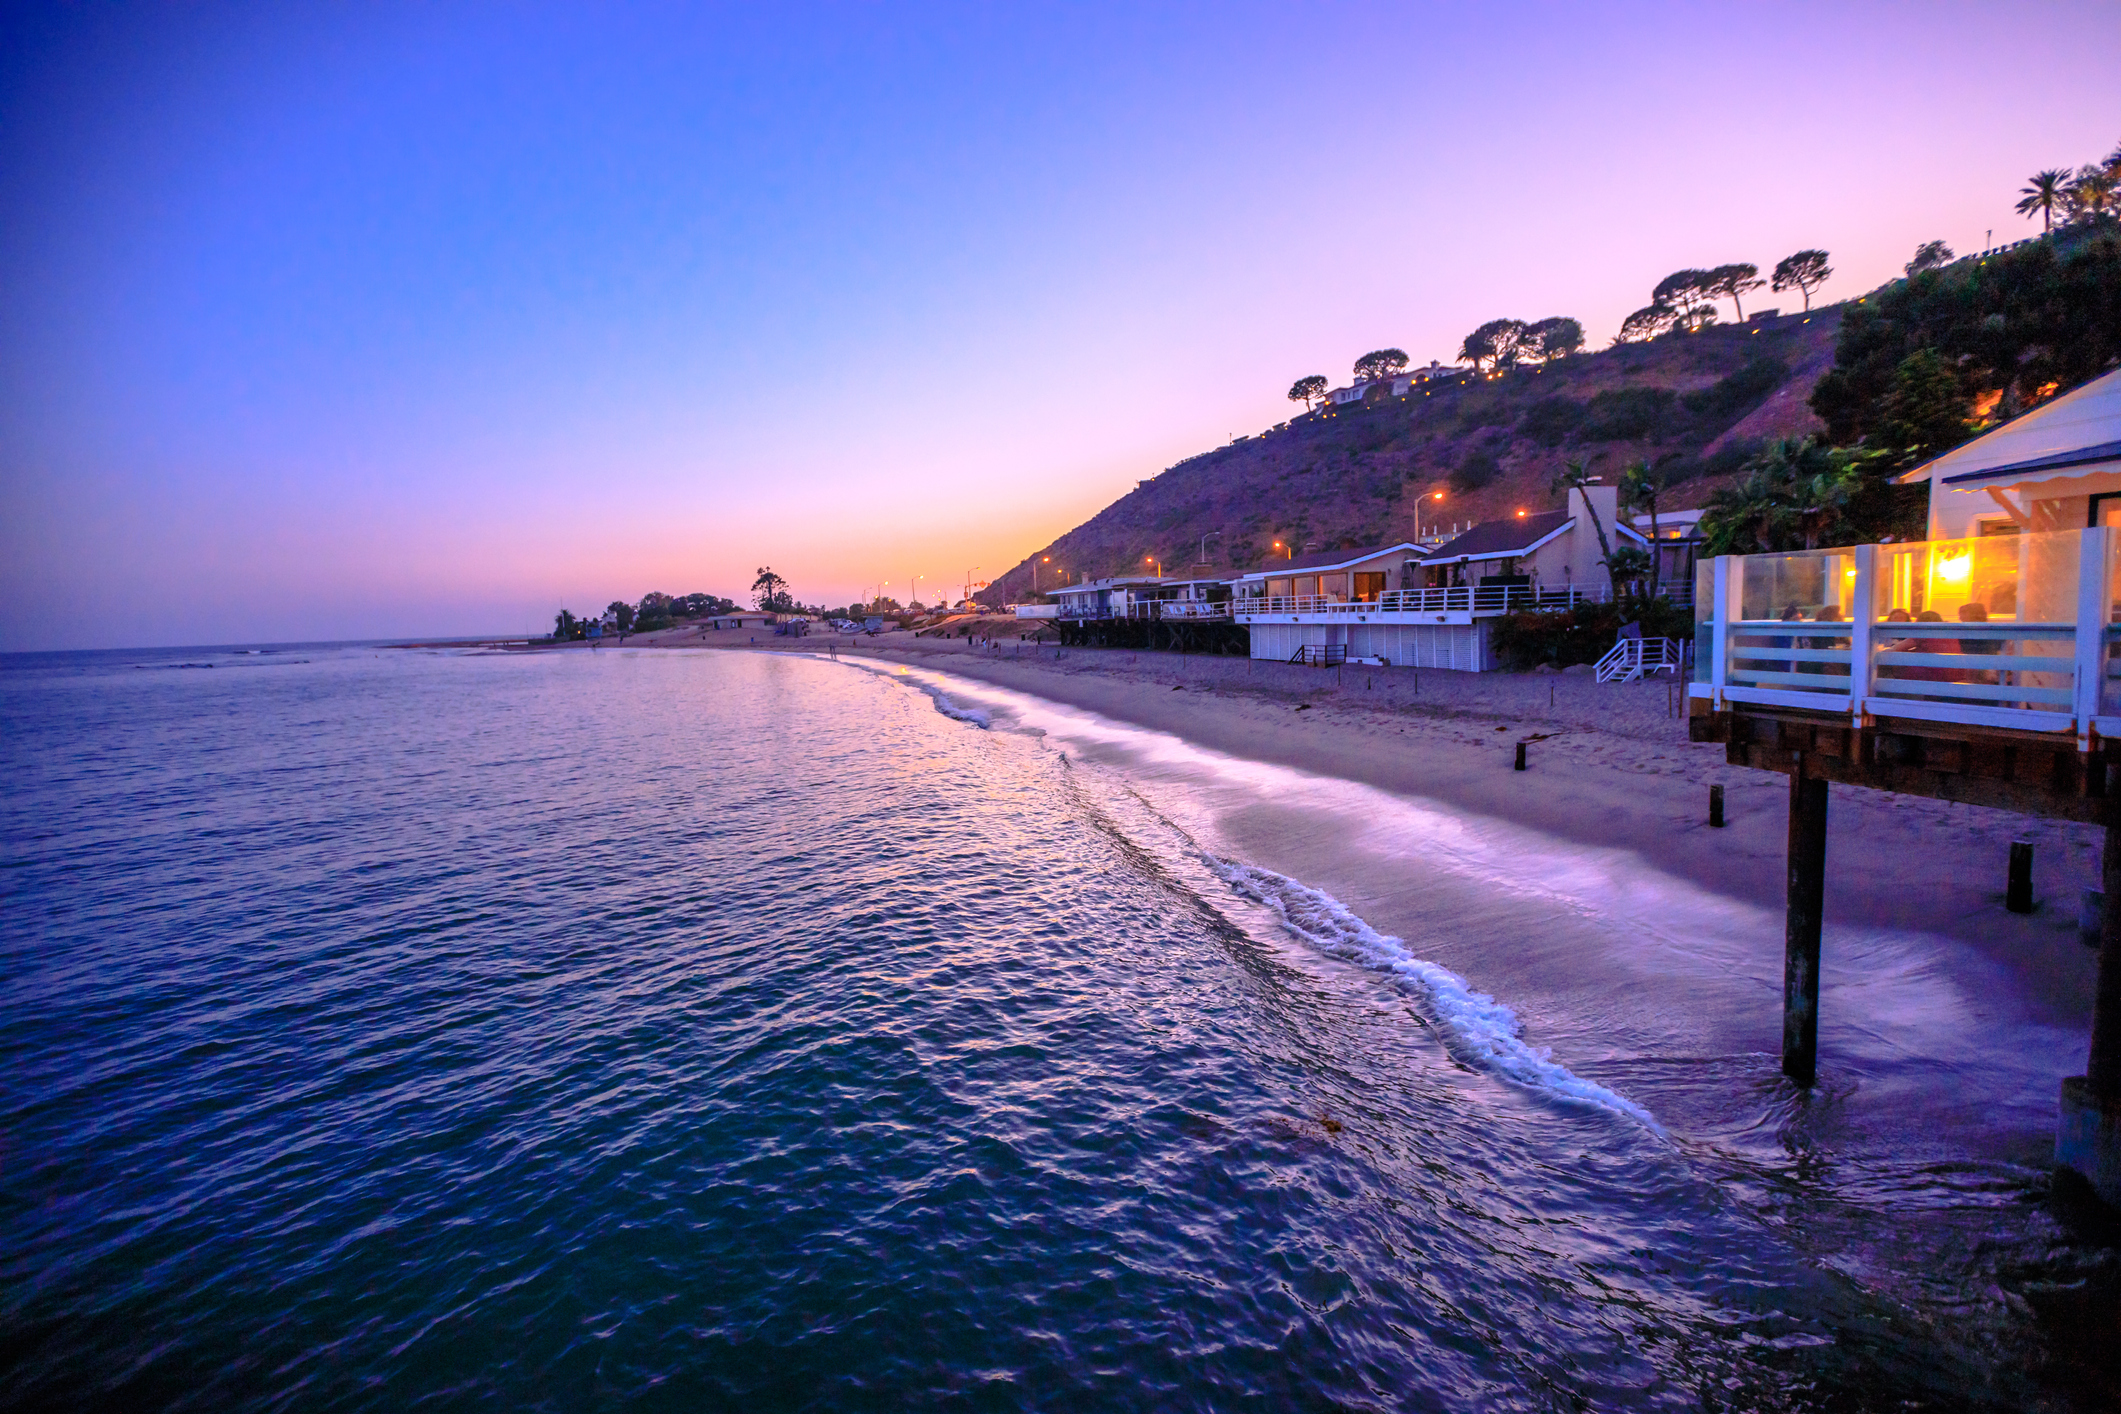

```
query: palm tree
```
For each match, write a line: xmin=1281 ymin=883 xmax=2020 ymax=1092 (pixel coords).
xmin=1618 ymin=460 xmax=1663 ymax=599
xmin=2017 ymin=169 xmax=2070 ymax=232
xmin=1550 ymin=459 xmax=1617 ymax=585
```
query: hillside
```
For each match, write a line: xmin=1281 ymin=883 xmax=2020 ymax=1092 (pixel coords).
xmin=987 ymin=310 xmax=1841 ymax=601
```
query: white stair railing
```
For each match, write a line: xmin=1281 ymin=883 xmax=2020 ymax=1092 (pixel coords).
xmin=1595 ymin=636 xmax=1682 ymax=683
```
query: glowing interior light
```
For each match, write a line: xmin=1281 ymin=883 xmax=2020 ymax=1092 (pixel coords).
xmin=1935 ymin=553 xmax=1972 ymax=583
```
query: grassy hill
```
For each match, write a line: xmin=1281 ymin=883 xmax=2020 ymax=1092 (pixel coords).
xmin=987 ymin=309 xmax=1842 ymax=602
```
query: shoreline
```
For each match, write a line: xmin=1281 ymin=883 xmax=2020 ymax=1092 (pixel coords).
xmin=658 ymin=628 xmax=2106 ymax=1034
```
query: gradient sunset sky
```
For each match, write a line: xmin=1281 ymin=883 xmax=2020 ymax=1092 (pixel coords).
xmin=2 ymin=1 xmax=2115 ymax=649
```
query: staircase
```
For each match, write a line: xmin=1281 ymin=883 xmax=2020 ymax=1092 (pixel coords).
xmin=1289 ymin=643 xmax=1348 ymax=666
xmin=1594 ymin=636 xmax=1681 ymax=683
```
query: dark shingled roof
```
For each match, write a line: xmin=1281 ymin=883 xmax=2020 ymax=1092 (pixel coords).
xmin=1422 ymin=511 xmax=1571 ymax=563
xmin=1939 ymin=438 xmax=2121 ymax=485
xmin=1258 ymin=542 xmax=1419 ymax=574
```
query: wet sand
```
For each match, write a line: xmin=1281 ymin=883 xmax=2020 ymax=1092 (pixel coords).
xmin=713 ymin=628 xmax=2106 ymax=1037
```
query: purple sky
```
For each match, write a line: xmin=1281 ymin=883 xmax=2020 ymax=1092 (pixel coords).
xmin=2 ymin=1 xmax=2115 ymax=649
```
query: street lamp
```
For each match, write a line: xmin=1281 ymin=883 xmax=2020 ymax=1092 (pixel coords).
xmin=1145 ymin=555 xmax=1161 ymax=579
xmin=1197 ymin=531 xmax=1220 ymax=566
xmin=1033 ymin=555 xmax=1051 ymax=594
xmin=1415 ymin=490 xmax=1445 ymax=544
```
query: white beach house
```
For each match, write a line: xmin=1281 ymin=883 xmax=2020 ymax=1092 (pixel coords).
xmin=1907 ymin=368 xmax=2121 ymax=539
xmin=1230 ymin=484 xmax=1640 ymax=669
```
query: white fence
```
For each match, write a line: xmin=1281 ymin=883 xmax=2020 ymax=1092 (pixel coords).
xmin=1240 ymin=584 xmax=1615 ymax=617
xmin=1691 ymin=528 xmax=2121 ymax=741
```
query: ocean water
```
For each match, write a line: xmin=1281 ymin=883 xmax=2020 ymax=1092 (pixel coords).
xmin=2 ymin=644 xmax=2115 ymax=1411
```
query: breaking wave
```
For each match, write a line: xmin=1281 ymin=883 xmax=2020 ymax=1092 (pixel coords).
xmin=1208 ymin=857 xmax=1664 ymax=1134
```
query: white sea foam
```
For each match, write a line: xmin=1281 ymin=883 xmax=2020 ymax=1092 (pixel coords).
xmin=931 ymin=693 xmax=991 ymax=728
xmin=1208 ymin=856 xmax=1665 ymax=1134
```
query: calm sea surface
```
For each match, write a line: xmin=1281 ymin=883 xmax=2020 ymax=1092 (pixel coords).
xmin=3 ymin=644 xmax=2115 ymax=1411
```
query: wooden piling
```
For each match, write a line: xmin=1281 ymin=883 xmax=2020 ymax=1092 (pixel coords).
xmin=2089 ymin=820 xmax=2121 ymax=1097
xmin=1514 ymin=741 xmax=1527 ymax=771
xmin=1783 ymin=769 xmax=1829 ymax=1087
xmin=2008 ymin=840 xmax=2035 ymax=914
xmin=1709 ymin=783 xmax=1725 ymax=828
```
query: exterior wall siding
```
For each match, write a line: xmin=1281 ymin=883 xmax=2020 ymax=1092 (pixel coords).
xmin=1248 ymin=622 xmax=1488 ymax=670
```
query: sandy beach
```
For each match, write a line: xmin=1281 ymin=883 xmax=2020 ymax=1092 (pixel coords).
xmin=595 ymin=620 xmax=2109 ymax=1037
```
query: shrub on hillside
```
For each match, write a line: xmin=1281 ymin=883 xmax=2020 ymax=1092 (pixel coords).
xmin=1518 ymin=396 xmax=1587 ymax=447
xmin=1811 ymin=228 xmax=2121 ymax=458
xmin=1450 ymin=449 xmax=1500 ymax=493
xmin=1489 ymin=600 xmax=1695 ymax=670
xmin=1581 ymin=387 xmax=1678 ymax=441
xmin=1681 ymin=356 xmax=1788 ymax=425
xmin=1660 ymin=437 xmax=1764 ymax=485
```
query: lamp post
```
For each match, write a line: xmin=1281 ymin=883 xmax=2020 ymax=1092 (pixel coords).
xmin=1197 ymin=531 xmax=1220 ymax=566
xmin=1415 ymin=490 xmax=1445 ymax=545
xmin=1033 ymin=556 xmax=1050 ymax=594
xmin=1145 ymin=555 xmax=1161 ymax=580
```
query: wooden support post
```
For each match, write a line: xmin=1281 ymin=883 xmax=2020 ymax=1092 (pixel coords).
xmin=1783 ymin=767 xmax=1829 ymax=1087
xmin=1514 ymin=740 xmax=1527 ymax=771
xmin=1709 ymin=783 xmax=1725 ymax=828
xmin=2057 ymin=815 xmax=2121 ymax=1209
xmin=2089 ymin=820 xmax=2121 ymax=1098
xmin=2008 ymin=840 xmax=2034 ymax=914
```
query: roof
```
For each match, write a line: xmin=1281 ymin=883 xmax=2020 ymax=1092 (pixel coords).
xmin=1236 ymin=542 xmax=1422 ymax=579
xmin=1421 ymin=512 xmax=1572 ymax=562
xmin=1940 ymin=438 xmax=2121 ymax=486
xmin=1905 ymin=368 xmax=2121 ymax=487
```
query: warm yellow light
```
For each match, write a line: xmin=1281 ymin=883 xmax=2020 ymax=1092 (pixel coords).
xmin=1516 ymin=509 xmax=1527 ymax=517
xmin=1936 ymin=553 xmax=1972 ymax=583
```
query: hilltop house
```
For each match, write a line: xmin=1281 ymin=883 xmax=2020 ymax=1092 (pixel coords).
xmin=1325 ymin=362 xmax=1460 ymax=407
xmin=1906 ymin=368 xmax=2121 ymax=539
xmin=1231 ymin=484 xmax=1642 ymax=669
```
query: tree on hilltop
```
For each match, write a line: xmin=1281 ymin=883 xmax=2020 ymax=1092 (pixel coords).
xmin=1287 ymin=375 xmax=1328 ymax=411
xmin=2070 ymin=167 xmax=2117 ymax=223
xmin=1519 ymin=317 xmax=1584 ymax=363
xmin=1613 ymin=304 xmax=1679 ymax=344
xmin=1905 ymin=240 xmax=1954 ymax=277
xmin=1705 ymin=263 xmax=1766 ymax=322
xmin=1771 ymin=250 xmax=1832 ymax=310
xmin=2017 ymin=169 xmax=2071 ymax=232
xmin=1651 ymin=270 xmax=1718 ymax=331
xmin=1458 ymin=319 xmax=1525 ymax=372
xmin=1353 ymin=348 xmax=1410 ymax=382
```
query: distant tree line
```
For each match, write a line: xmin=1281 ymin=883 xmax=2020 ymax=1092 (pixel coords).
xmin=1612 ymin=255 xmax=1829 ymax=345
xmin=548 ymin=589 xmax=740 ymax=640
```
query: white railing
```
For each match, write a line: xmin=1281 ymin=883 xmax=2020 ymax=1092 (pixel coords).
xmin=1596 ymin=636 xmax=1683 ymax=683
xmin=1692 ymin=528 xmax=2120 ymax=741
xmin=1125 ymin=600 xmax=1233 ymax=620
xmin=1237 ymin=585 xmax=1614 ymax=617
xmin=1014 ymin=604 xmax=1062 ymax=619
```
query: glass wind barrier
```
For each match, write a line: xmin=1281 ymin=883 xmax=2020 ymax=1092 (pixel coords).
xmin=1727 ymin=548 xmax=1856 ymax=696
xmin=1871 ymin=531 xmax=2079 ymax=715
xmin=1692 ymin=559 xmax=1713 ymax=683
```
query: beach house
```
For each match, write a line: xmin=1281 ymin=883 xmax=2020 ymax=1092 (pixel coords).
xmin=1231 ymin=484 xmax=1641 ymax=669
xmin=1906 ymin=368 xmax=2121 ymax=539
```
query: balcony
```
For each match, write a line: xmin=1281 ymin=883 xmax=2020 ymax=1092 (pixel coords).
xmin=1236 ymin=584 xmax=1619 ymax=619
xmin=1690 ymin=528 xmax=2120 ymax=740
